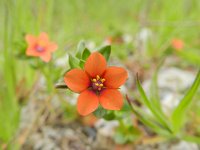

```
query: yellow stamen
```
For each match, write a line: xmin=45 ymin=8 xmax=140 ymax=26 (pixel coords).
xmin=92 ymin=79 xmax=97 ymax=82
xmin=101 ymin=78 xmax=105 ymax=82
xmin=96 ymin=75 xmax=100 ymax=80
xmin=38 ymin=41 xmax=45 ymax=47
xmin=99 ymin=84 xmax=103 ymax=87
xmin=95 ymin=83 xmax=99 ymax=86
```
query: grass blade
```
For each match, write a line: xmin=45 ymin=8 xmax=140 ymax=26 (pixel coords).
xmin=182 ymin=135 xmax=200 ymax=143
xmin=171 ymin=70 xmax=200 ymax=133
xmin=126 ymin=95 xmax=172 ymax=137
xmin=136 ymin=75 xmax=172 ymax=133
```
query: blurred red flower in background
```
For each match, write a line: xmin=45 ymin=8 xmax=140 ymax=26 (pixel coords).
xmin=64 ymin=52 xmax=128 ymax=116
xmin=171 ymin=38 xmax=184 ymax=51
xmin=25 ymin=32 xmax=58 ymax=62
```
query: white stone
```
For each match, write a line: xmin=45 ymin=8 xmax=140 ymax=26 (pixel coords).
xmin=158 ymin=67 xmax=195 ymax=91
xmin=136 ymin=27 xmax=152 ymax=53
xmin=142 ymin=67 xmax=196 ymax=114
xmin=122 ymin=34 xmax=133 ymax=44
xmin=55 ymin=54 xmax=68 ymax=67
xmin=170 ymin=141 xmax=198 ymax=150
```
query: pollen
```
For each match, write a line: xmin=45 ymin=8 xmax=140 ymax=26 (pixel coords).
xmin=92 ymin=79 xmax=97 ymax=82
xmin=101 ymin=78 xmax=105 ymax=82
xmin=91 ymin=75 xmax=106 ymax=92
xmin=96 ymin=75 xmax=100 ymax=80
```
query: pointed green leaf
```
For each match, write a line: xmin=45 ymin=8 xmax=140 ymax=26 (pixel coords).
xmin=150 ymin=59 xmax=165 ymax=115
xmin=136 ymin=76 xmax=171 ymax=132
xmin=79 ymin=60 xmax=85 ymax=69
xmin=130 ymin=104 xmax=172 ymax=137
xmin=177 ymin=50 xmax=200 ymax=66
xmin=82 ymin=48 xmax=91 ymax=60
xmin=182 ymin=135 xmax=200 ymax=143
xmin=76 ymin=40 xmax=85 ymax=59
xmin=79 ymin=48 xmax=91 ymax=68
xmin=68 ymin=54 xmax=79 ymax=69
xmin=171 ymin=70 xmax=200 ymax=132
xmin=98 ymin=45 xmax=111 ymax=61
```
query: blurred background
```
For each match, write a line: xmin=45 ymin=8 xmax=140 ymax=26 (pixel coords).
xmin=0 ymin=0 xmax=200 ymax=149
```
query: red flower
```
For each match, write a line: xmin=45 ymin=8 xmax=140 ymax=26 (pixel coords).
xmin=64 ymin=52 xmax=128 ymax=116
xmin=25 ymin=32 xmax=58 ymax=62
xmin=171 ymin=38 xmax=184 ymax=51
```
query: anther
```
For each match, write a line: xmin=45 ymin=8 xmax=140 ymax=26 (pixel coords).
xmin=96 ymin=75 xmax=100 ymax=80
xmin=101 ymin=79 xmax=105 ymax=82
xmin=92 ymin=79 xmax=97 ymax=82
xmin=91 ymin=75 xmax=105 ymax=92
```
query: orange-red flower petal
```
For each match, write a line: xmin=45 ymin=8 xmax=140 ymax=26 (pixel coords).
xmin=103 ymin=66 xmax=128 ymax=88
xmin=38 ymin=32 xmax=49 ymax=44
xmin=172 ymin=39 xmax=184 ymax=50
xmin=40 ymin=52 xmax=51 ymax=62
xmin=25 ymin=34 xmax=37 ymax=46
xmin=99 ymin=89 xmax=123 ymax=110
xmin=26 ymin=48 xmax=39 ymax=56
xmin=64 ymin=69 xmax=90 ymax=93
xmin=47 ymin=42 xmax=58 ymax=52
xmin=84 ymin=52 xmax=106 ymax=77
xmin=77 ymin=90 xmax=99 ymax=116
xmin=25 ymin=32 xmax=58 ymax=62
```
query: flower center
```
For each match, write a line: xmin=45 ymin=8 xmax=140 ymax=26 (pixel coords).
xmin=91 ymin=75 xmax=106 ymax=92
xmin=35 ymin=44 xmax=45 ymax=52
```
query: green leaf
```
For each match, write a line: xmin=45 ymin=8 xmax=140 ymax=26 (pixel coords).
xmin=82 ymin=48 xmax=91 ymax=60
xmin=171 ymin=70 xmax=200 ymax=133
xmin=76 ymin=40 xmax=85 ymax=59
xmin=103 ymin=111 xmax=116 ymax=120
xmin=136 ymin=75 xmax=172 ymax=133
xmin=182 ymin=135 xmax=200 ymax=143
xmin=98 ymin=45 xmax=111 ymax=61
xmin=177 ymin=50 xmax=200 ymax=66
xmin=130 ymin=104 xmax=172 ymax=137
xmin=126 ymin=95 xmax=172 ymax=137
xmin=93 ymin=106 xmax=107 ymax=118
xmin=68 ymin=54 xmax=79 ymax=69
xmin=149 ymin=59 xmax=165 ymax=116
xmin=79 ymin=60 xmax=85 ymax=69
xmin=79 ymin=48 xmax=91 ymax=68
